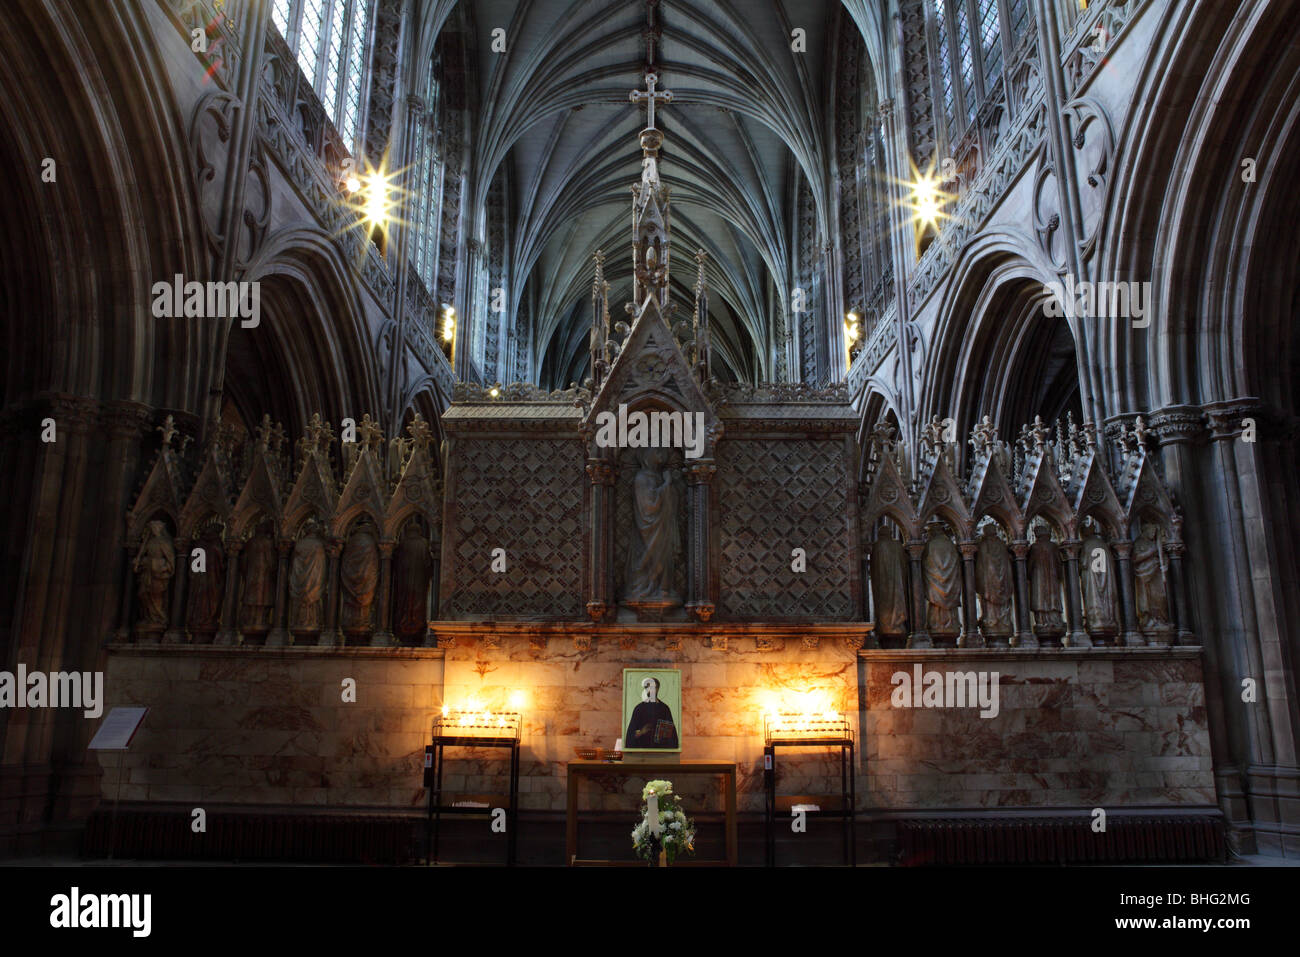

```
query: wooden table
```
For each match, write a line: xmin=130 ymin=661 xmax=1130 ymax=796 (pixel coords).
xmin=566 ymin=760 xmax=738 ymax=866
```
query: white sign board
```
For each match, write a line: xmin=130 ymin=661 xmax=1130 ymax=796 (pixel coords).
xmin=88 ymin=707 xmax=149 ymax=751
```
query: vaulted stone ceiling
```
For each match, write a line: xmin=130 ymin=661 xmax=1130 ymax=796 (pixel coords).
xmin=414 ymin=0 xmax=884 ymax=388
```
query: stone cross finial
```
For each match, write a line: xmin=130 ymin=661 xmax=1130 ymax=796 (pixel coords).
xmin=630 ymin=72 xmax=673 ymax=131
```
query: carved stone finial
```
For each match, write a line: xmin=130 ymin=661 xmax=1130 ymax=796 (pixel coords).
xmin=1029 ymin=415 xmax=1050 ymax=451
xmin=157 ymin=414 xmax=178 ymax=449
xmin=971 ymin=414 xmax=996 ymax=454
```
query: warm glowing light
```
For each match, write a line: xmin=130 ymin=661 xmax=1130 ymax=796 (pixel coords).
xmin=911 ymin=170 xmax=944 ymax=227
xmin=489 ymin=387 xmax=500 ymax=398
xmin=441 ymin=305 xmax=456 ymax=344
xmin=363 ymin=171 xmax=392 ymax=227
xmin=508 ymin=690 xmax=526 ymax=710
xmin=344 ymin=175 xmax=361 ymax=194
xmin=441 ymin=704 xmax=449 ymax=717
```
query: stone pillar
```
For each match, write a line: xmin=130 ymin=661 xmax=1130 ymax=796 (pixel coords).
xmin=1059 ymin=539 xmax=1091 ymax=648
xmin=163 ymin=537 xmax=190 ymax=644
xmin=1166 ymin=539 xmax=1196 ymax=646
xmin=371 ymin=540 xmax=396 ymax=647
xmin=685 ymin=462 xmax=716 ymax=622
xmin=1112 ymin=539 xmax=1145 ymax=647
xmin=266 ymin=539 xmax=292 ymax=647
xmin=215 ymin=541 xmax=242 ymax=645
xmin=957 ymin=540 xmax=983 ymax=648
xmin=320 ymin=539 xmax=343 ymax=647
xmin=861 ymin=539 xmax=873 ymax=622
xmin=1009 ymin=539 xmax=1038 ymax=649
xmin=585 ymin=460 xmax=616 ymax=621
xmin=113 ymin=545 xmax=135 ymax=644
xmin=905 ymin=540 xmax=931 ymax=649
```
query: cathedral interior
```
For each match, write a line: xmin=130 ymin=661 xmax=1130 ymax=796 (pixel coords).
xmin=2 ymin=0 xmax=1298 ymax=868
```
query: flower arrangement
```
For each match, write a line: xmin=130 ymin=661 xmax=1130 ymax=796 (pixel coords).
xmin=631 ymin=779 xmax=696 ymax=865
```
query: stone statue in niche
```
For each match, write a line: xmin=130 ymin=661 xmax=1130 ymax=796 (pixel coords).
xmin=624 ymin=447 xmax=682 ymax=604
xmin=239 ymin=525 xmax=277 ymax=633
xmin=133 ymin=520 xmax=175 ymax=631
xmin=341 ymin=521 xmax=380 ymax=634
xmin=974 ymin=524 xmax=1014 ymax=639
xmin=871 ymin=531 xmax=909 ymax=638
xmin=392 ymin=521 xmax=432 ymax=640
xmin=1028 ymin=522 xmax=1065 ymax=637
xmin=1081 ymin=524 xmax=1119 ymax=638
xmin=288 ymin=520 xmax=327 ymax=635
xmin=923 ymin=524 xmax=961 ymax=639
xmin=186 ymin=526 xmax=226 ymax=638
xmin=1132 ymin=522 xmax=1173 ymax=635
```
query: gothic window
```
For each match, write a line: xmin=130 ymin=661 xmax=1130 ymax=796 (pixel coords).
xmin=928 ymin=0 xmax=1010 ymax=148
xmin=269 ymin=0 xmax=374 ymax=151
xmin=411 ymin=69 xmax=442 ymax=291
xmin=978 ymin=0 xmax=1003 ymax=90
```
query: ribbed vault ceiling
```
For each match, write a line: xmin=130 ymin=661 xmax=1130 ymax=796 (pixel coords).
xmin=416 ymin=0 xmax=880 ymax=386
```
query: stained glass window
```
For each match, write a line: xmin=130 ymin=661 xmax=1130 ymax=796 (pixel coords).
xmin=267 ymin=1 xmax=374 ymax=154
xmin=978 ymin=0 xmax=1003 ymax=90
xmin=934 ymin=0 xmax=956 ymax=132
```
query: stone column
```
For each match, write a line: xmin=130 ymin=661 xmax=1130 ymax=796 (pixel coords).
xmin=1059 ymin=539 xmax=1091 ymax=648
xmin=371 ymin=540 xmax=396 ymax=647
xmin=585 ymin=460 xmax=616 ymax=621
xmin=1166 ymin=539 xmax=1196 ymax=646
xmin=320 ymin=539 xmax=343 ymax=647
xmin=1009 ymin=539 xmax=1038 ymax=649
xmin=905 ymin=540 xmax=931 ymax=649
xmin=861 ymin=539 xmax=873 ymax=623
xmin=1112 ymin=539 xmax=1145 ymax=646
xmin=266 ymin=539 xmax=292 ymax=647
xmin=685 ymin=462 xmax=716 ymax=622
xmin=215 ymin=541 xmax=242 ymax=645
xmin=163 ymin=537 xmax=190 ymax=644
xmin=113 ymin=544 xmax=136 ymax=644
xmin=957 ymin=540 xmax=983 ymax=648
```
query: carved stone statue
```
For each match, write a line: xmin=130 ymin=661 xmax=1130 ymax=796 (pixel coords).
xmin=1028 ymin=524 xmax=1065 ymax=636
xmin=923 ymin=525 xmax=961 ymax=638
xmin=341 ymin=523 xmax=380 ymax=634
xmin=871 ymin=532 xmax=909 ymax=638
xmin=239 ymin=526 xmax=277 ymax=633
xmin=974 ymin=524 xmax=1014 ymax=638
xmin=392 ymin=522 xmax=432 ymax=639
xmin=1081 ymin=529 xmax=1119 ymax=636
xmin=624 ymin=447 xmax=681 ymax=603
xmin=186 ymin=527 xmax=225 ymax=637
xmin=288 ymin=523 xmax=327 ymax=634
xmin=134 ymin=520 xmax=175 ymax=630
xmin=1133 ymin=522 xmax=1172 ymax=633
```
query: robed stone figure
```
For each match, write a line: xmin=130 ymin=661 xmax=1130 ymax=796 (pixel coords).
xmin=974 ymin=525 xmax=1014 ymax=638
xmin=1081 ymin=532 xmax=1119 ymax=635
xmin=288 ymin=526 xmax=327 ymax=634
xmin=341 ymin=525 xmax=380 ymax=634
xmin=1028 ymin=527 xmax=1065 ymax=635
xmin=239 ymin=529 xmax=276 ymax=633
xmin=625 ymin=676 xmax=679 ymax=750
xmin=625 ymin=447 xmax=681 ymax=602
xmin=392 ymin=523 xmax=432 ymax=639
xmin=186 ymin=529 xmax=225 ymax=636
xmin=1132 ymin=524 xmax=1172 ymax=631
xmin=134 ymin=520 xmax=175 ymax=628
xmin=923 ymin=527 xmax=962 ymax=637
xmin=871 ymin=533 xmax=909 ymax=638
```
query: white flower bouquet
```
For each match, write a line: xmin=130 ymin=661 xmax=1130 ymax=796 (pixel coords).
xmin=631 ymin=779 xmax=696 ymax=865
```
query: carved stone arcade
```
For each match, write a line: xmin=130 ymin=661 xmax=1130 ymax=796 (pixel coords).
xmin=860 ymin=415 xmax=1193 ymax=649
xmin=117 ymin=414 xmax=442 ymax=647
